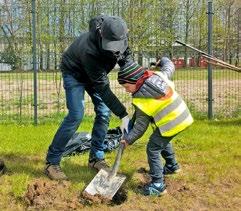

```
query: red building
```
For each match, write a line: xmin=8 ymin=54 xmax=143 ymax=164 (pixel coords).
xmin=172 ymin=57 xmax=207 ymax=69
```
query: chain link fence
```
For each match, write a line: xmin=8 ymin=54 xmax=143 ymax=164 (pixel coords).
xmin=0 ymin=1 xmax=240 ymax=123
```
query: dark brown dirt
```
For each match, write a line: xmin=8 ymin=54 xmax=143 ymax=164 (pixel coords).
xmin=0 ymin=160 xmax=6 ymax=175
xmin=81 ymin=187 xmax=128 ymax=206
xmin=111 ymin=187 xmax=128 ymax=205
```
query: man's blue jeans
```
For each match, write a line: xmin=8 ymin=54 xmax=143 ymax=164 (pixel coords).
xmin=46 ymin=73 xmax=111 ymax=165
xmin=147 ymin=128 xmax=179 ymax=184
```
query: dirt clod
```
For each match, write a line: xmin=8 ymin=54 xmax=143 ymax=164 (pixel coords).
xmin=24 ymin=179 xmax=83 ymax=210
xmin=137 ymin=167 xmax=149 ymax=174
xmin=81 ymin=191 xmax=111 ymax=205
xmin=136 ymin=167 xmax=151 ymax=185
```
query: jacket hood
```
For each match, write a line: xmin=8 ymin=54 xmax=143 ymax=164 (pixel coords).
xmin=133 ymin=74 xmax=169 ymax=99
xmin=88 ymin=15 xmax=119 ymax=59
xmin=88 ymin=15 xmax=104 ymax=48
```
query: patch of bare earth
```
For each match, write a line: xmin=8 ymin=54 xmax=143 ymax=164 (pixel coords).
xmin=24 ymin=179 xmax=128 ymax=210
xmin=24 ymin=179 xmax=83 ymax=210
xmin=24 ymin=167 xmax=241 ymax=210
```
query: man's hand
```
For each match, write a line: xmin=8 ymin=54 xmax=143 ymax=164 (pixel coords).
xmin=120 ymin=115 xmax=130 ymax=135
xmin=120 ymin=140 xmax=128 ymax=148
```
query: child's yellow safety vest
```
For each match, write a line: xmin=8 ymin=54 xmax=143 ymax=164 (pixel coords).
xmin=132 ymin=72 xmax=193 ymax=137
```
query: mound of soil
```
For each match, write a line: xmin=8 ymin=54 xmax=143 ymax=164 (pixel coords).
xmin=24 ymin=179 xmax=128 ymax=209
xmin=81 ymin=191 xmax=111 ymax=205
xmin=24 ymin=179 xmax=83 ymax=210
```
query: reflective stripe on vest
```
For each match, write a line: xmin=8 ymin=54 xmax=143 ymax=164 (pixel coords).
xmin=133 ymin=72 xmax=193 ymax=137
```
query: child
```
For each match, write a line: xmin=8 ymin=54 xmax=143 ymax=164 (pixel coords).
xmin=118 ymin=58 xmax=193 ymax=196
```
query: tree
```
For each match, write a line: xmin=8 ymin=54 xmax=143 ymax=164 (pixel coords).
xmin=0 ymin=0 xmax=25 ymax=70
xmin=190 ymin=0 xmax=207 ymax=66
xmin=179 ymin=0 xmax=199 ymax=66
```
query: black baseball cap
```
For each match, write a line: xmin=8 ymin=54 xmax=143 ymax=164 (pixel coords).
xmin=101 ymin=16 xmax=128 ymax=53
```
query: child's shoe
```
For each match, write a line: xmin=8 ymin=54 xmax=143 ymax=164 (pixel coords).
xmin=163 ymin=164 xmax=181 ymax=176
xmin=142 ymin=182 xmax=167 ymax=196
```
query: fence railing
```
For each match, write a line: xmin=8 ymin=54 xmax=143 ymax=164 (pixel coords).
xmin=0 ymin=1 xmax=240 ymax=123
xmin=1 ymin=68 xmax=240 ymax=123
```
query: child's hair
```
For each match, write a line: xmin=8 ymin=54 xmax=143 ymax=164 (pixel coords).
xmin=118 ymin=61 xmax=145 ymax=84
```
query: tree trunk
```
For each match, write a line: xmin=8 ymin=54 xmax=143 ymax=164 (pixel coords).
xmin=184 ymin=0 xmax=191 ymax=67
xmin=59 ymin=0 xmax=65 ymax=55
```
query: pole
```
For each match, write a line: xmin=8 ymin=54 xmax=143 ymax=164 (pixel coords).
xmin=175 ymin=40 xmax=241 ymax=71
xmin=32 ymin=0 xmax=38 ymax=125
xmin=207 ymin=1 xmax=213 ymax=119
xmin=237 ymin=8 xmax=240 ymax=66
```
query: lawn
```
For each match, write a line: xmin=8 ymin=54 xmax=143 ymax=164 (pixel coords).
xmin=0 ymin=117 xmax=241 ymax=210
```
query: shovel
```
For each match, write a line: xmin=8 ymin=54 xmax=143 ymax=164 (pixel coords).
xmin=84 ymin=143 xmax=126 ymax=200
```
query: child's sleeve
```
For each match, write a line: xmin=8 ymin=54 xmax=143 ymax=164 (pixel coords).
xmin=124 ymin=108 xmax=151 ymax=145
xmin=159 ymin=57 xmax=175 ymax=79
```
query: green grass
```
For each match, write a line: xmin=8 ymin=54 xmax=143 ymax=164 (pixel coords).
xmin=0 ymin=117 xmax=241 ymax=210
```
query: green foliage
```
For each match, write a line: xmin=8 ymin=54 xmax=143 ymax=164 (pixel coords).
xmin=0 ymin=47 xmax=21 ymax=70
xmin=0 ymin=0 xmax=240 ymax=69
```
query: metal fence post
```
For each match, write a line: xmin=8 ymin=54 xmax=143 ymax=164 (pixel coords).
xmin=237 ymin=8 xmax=240 ymax=66
xmin=32 ymin=0 xmax=38 ymax=125
xmin=207 ymin=1 xmax=213 ymax=119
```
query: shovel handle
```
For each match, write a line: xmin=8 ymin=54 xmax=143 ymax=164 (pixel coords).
xmin=111 ymin=142 xmax=125 ymax=177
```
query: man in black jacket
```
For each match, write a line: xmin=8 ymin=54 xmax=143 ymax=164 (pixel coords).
xmin=45 ymin=15 xmax=132 ymax=180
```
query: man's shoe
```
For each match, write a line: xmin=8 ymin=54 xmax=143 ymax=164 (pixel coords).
xmin=142 ymin=183 xmax=167 ymax=196
xmin=44 ymin=164 xmax=68 ymax=180
xmin=88 ymin=159 xmax=110 ymax=171
xmin=0 ymin=160 xmax=6 ymax=175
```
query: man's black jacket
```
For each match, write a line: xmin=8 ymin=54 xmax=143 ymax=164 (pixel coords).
xmin=60 ymin=15 xmax=132 ymax=118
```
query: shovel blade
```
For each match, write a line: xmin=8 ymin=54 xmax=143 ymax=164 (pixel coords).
xmin=84 ymin=168 xmax=126 ymax=199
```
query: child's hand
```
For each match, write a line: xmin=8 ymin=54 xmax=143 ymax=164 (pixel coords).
xmin=120 ymin=140 xmax=128 ymax=148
